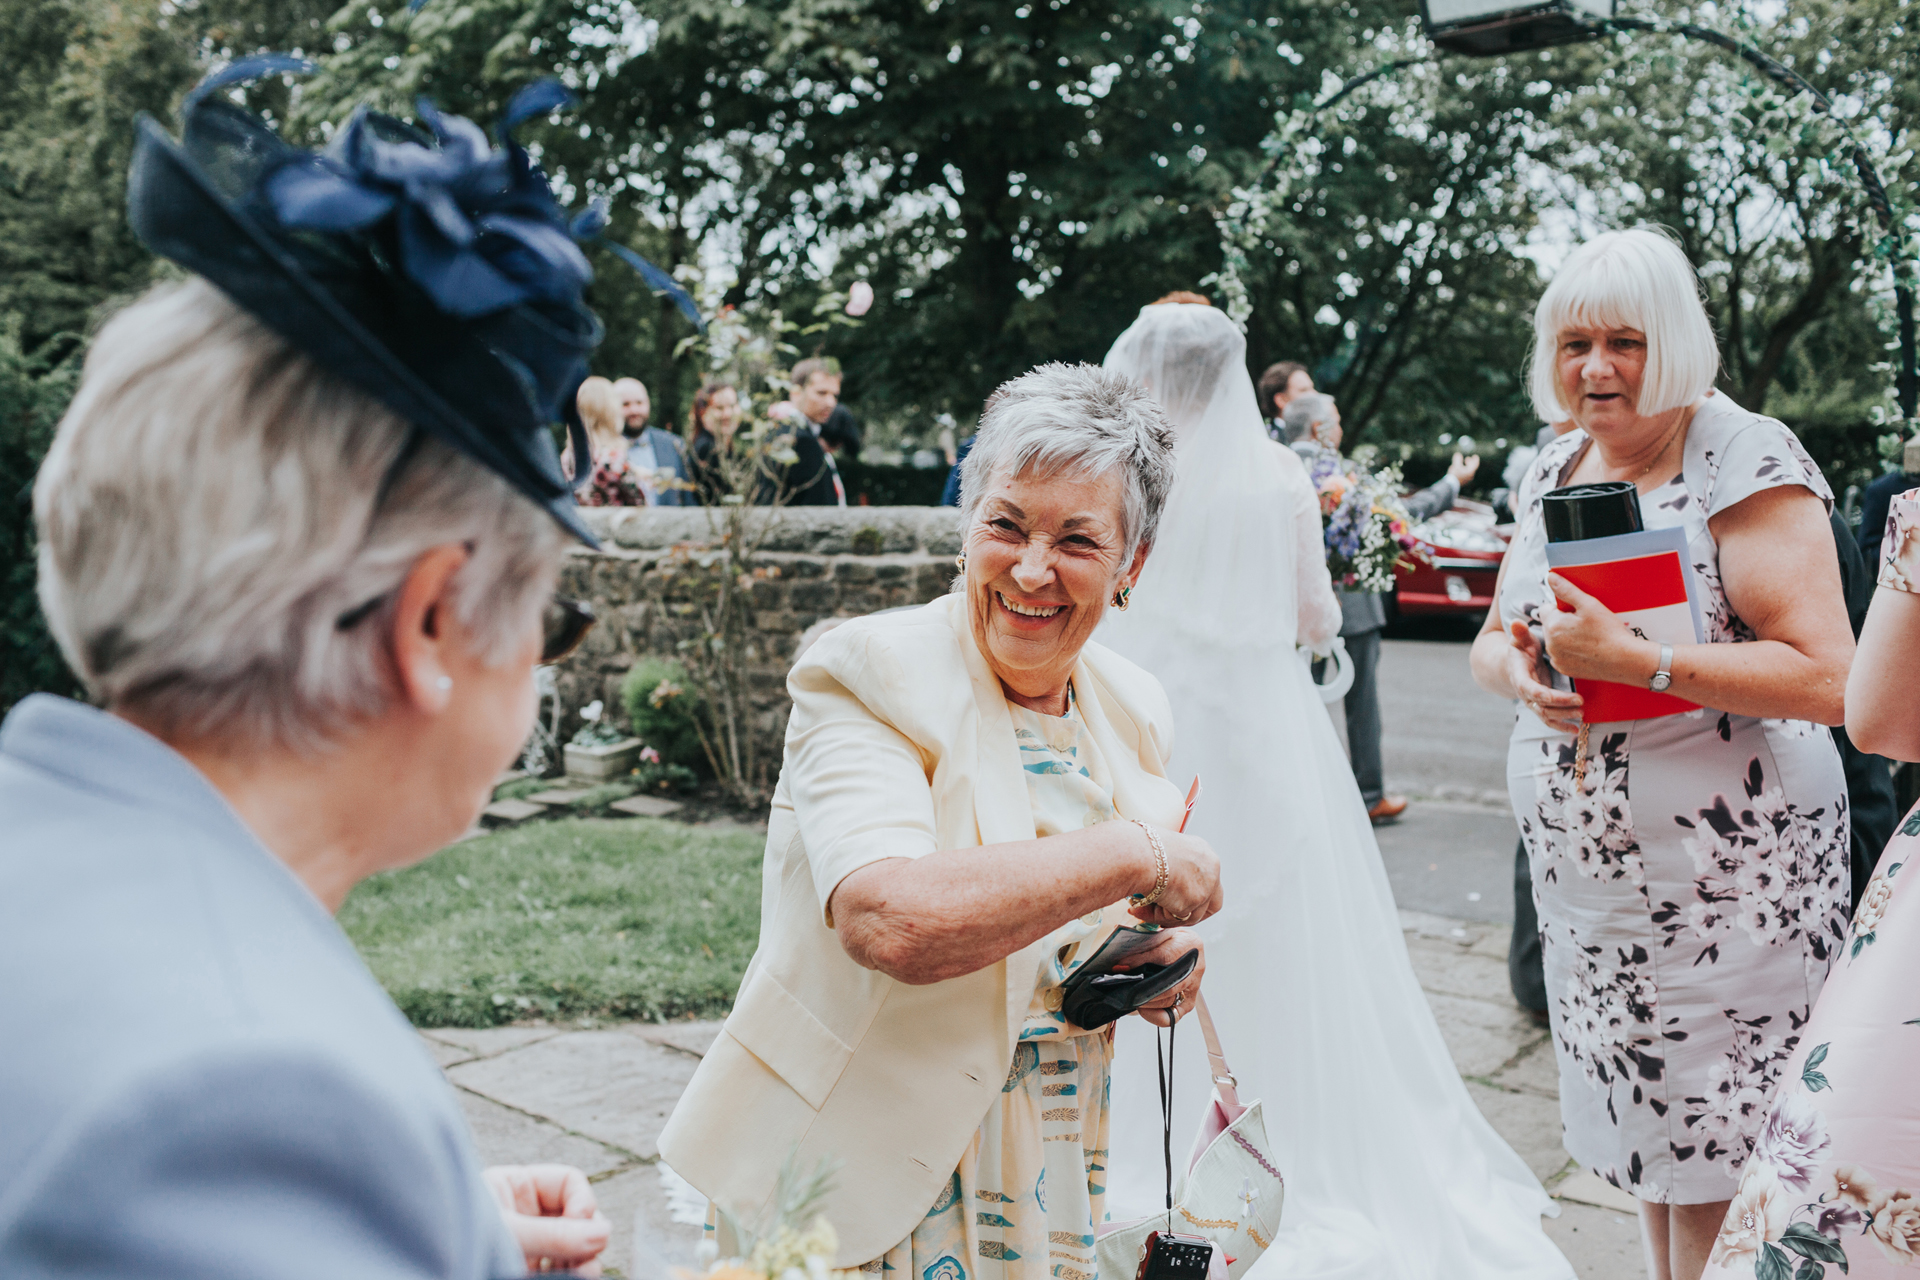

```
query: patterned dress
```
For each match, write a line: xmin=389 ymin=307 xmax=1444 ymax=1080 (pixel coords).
xmin=1701 ymin=490 xmax=1920 ymax=1277
xmin=1502 ymin=394 xmax=1850 ymax=1205
xmin=858 ymin=686 xmax=1124 ymax=1280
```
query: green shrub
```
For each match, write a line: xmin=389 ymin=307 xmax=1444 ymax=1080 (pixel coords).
xmin=621 ymin=657 xmax=706 ymax=771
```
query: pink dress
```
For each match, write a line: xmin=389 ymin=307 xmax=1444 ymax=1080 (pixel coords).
xmin=1702 ymin=488 xmax=1920 ymax=1278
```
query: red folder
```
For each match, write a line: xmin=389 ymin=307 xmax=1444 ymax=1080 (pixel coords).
xmin=1552 ymin=550 xmax=1700 ymax=722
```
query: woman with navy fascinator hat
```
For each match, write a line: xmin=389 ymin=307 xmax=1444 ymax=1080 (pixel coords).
xmin=0 ymin=60 xmax=695 ymax=1278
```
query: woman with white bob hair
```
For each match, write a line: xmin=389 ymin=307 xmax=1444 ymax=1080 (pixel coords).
xmin=661 ymin=362 xmax=1222 ymax=1276
xmin=0 ymin=73 xmax=647 ymax=1277
xmin=1471 ymin=227 xmax=1855 ymax=1280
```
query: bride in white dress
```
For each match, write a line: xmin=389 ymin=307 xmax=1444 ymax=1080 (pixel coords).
xmin=1097 ymin=301 xmax=1573 ymax=1279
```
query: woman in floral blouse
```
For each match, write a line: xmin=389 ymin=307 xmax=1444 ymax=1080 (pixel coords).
xmin=1470 ymin=229 xmax=1856 ymax=1280
xmin=561 ymin=375 xmax=645 ymax=507
xmin=1699 ymin=488 xmax=1920 ymax=1279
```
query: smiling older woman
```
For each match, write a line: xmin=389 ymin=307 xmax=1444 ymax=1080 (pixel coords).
xmin=660 ymin=363 xmax=1220 ymax=1274
xmin=1470 ymin=228 xmax=1855 ymax=1280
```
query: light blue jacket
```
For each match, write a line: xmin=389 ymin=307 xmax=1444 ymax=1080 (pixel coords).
xmin=0 ymin=695 xmax=522 ymax=1280
xmin=629 ymin=426 xmax=693 ymax=506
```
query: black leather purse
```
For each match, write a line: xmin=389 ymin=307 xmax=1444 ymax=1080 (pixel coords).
xmin=1059 ymin=924 xmax=1199 ymax=1031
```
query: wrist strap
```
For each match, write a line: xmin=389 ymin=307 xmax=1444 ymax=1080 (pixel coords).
xmin=1192 ymin=993 xmax=1239 ymax=1112
xmin=1157 ymin=1007 xmax=1178 ymax=1232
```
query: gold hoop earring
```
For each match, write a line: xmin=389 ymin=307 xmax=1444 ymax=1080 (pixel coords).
xmin=955 ymin=551 xmax=967 ymax=573
xmin=1112 ymin=586 xmax=1132 ymax=610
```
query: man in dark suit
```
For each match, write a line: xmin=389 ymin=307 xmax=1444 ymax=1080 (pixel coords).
xmin=1288 ymin=392 xmax=1479 ymax=824
xmin=760 ymin=357 xmax=850 ymax=506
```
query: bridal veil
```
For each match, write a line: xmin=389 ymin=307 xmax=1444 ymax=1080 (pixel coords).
xmin=1096 ymin=304 xmax=1572 ymax=1279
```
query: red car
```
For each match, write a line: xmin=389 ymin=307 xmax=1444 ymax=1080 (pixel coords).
xmin=1391 ymin=496 xmax=1511 ymax=619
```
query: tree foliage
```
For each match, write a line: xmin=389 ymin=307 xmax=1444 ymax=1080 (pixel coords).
xmin=1 ymin=0 xmax=1916 ymax=719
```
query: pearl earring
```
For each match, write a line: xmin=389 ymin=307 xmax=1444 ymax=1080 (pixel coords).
xmin=435 ymin=676 xmax=453 ymax=691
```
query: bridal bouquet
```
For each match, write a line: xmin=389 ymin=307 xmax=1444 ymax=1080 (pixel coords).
xmin=1304 ymin=448 xmax=1426 ymax=592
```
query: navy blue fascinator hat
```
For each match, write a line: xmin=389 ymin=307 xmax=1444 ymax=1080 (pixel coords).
xmin=127 ymin=58 xmax=701 ymax=547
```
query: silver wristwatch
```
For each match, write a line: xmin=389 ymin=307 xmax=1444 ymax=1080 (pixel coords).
xmin=1649 ymin=643 xmax=1674 ymax=693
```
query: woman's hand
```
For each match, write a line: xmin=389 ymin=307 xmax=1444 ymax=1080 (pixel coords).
xmin=1127 ymin=826 xmax=1223 ymax=928
xmin=1501 ymin=618 xmax=1584 ymax=733
xmin=483 ymin=1164 xmax=610 ymax=1277
xmin=1541 ymin=573 xmax=1659 ymax=690
xmin=1120 ymin=929 xmax=1205 ymax=1029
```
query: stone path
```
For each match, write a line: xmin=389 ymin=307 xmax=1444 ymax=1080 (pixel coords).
xmin=426 ymin=911 xmax=1646 ymax=1278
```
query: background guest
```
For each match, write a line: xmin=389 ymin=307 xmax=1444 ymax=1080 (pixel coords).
xmin=1854 ymin=439 xmax=1920 ymax=570
xmin=612 ymin=376 xmax=693 ymax=505
xmin=687 ymin=381 xmax=741 ymax=504
xmin=1470 ymin=227 xmax=1853 ymax=1280
xmin=563 ymin=376 xmax=645 ymax=507
xmin=661 ymin=362 xmax=1217 ymax=1274
xmin=1828 ymin=510 xmax=1900 ymax=909
xmin=760 ymin=357 xmax=848 ymax=506
xmin=1288 ymin=391 xmax=1479 ymax=823
xmin=1258 ymin=360 xmax=1314 ymax=441
xmin=1505 ymin=420 xmax=1576 ymax=1023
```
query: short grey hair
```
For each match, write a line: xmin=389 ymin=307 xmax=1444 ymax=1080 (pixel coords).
xmin=1282 ymin=392 xmax=1336 ymax=439
xmin=957 ymin=362 xmax=1177 ymax=568
xmin=34 ymin=279 xmax=569 ymax=753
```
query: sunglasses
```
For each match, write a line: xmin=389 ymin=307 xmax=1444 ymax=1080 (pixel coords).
xmin=336 ymin=592 xmax=596 ymax=667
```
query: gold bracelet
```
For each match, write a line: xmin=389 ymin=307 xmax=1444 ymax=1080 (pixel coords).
xmin=1128 ymin=818 xmax=1169 ymax=908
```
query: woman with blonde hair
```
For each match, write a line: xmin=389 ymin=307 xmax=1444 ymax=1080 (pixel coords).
xmin=1471 ymin=227 xmax=1854 ymax=1280
xmin=565 ymin=374 xmax=645 ymax=506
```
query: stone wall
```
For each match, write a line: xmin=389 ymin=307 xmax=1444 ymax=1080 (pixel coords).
xmin=548 ymin=506 xmax=963 ymax=768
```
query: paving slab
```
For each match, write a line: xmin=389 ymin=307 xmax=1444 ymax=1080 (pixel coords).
xmin=596 ymin=1164 xmax=706 ymax=1279
xmin=1427 ymin=990 xmax=1547 ymax=1077
xmin=1399 ymin=909 xmax=1493 ymax=947
xmin=422 ymin=1034 xmax=477 ymax=1068
xmin=610 ymin=794 xmax=684 ymax=818
xmin=448 ymin=1030 xmax=699 ymax=1159
xmin=629 ymin=1021 xmax=723 ymax=1058
xmin=1492 ymin=1036 xmax=1563 ymax=1099
xmin=1467 ymin=1080 xmax=1571 ymax=1186
xmin=1402 ymin=933 xmax=1515 ymax=1004
xmin=527 ymin=787 xmax=594 ymax=805
xmin=1554 ymin=1168 xmax=1641 ymax=1214
xmin=456 ymin=1088 xmax=630 ymax=1178
xmin=426 ymin=1024 xmax=567 ymax=1059
xmin=483 ymin=797 xmax=547 ymax=823
xmin=1542 ymin=1197 xmax=1643 ymax=1277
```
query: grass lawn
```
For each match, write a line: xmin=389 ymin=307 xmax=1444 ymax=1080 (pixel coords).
xmin=340 ymin=816 xmax=763 ymax=1027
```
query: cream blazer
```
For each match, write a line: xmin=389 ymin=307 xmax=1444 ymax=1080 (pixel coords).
xmin=658 ymin=592 xmax=1185 ymax=1266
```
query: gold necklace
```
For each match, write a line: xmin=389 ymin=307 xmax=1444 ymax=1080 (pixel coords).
xmin=1611 ymin=412 xmax=1688 ymax=485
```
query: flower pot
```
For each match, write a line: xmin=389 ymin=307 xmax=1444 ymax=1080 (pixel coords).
xmin=563 ymin=737 xmax=642 ymax=781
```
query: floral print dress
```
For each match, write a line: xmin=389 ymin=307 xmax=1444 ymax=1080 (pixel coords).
xmin=1502 ymin=394 xmax=1851 ymax=1205
xmin=1702 ymin=489 xmax=1920 ymax=1277
xmin=857 ymin=686 xmax=1124 ymax=1280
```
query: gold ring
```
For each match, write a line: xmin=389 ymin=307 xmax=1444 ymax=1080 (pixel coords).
xmin=538 ymin=1259 xmax=553 ymax=1274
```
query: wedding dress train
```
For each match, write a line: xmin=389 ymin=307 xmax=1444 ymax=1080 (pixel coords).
xmin=1096 ymin=303 xmax=1572 ymax=1280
